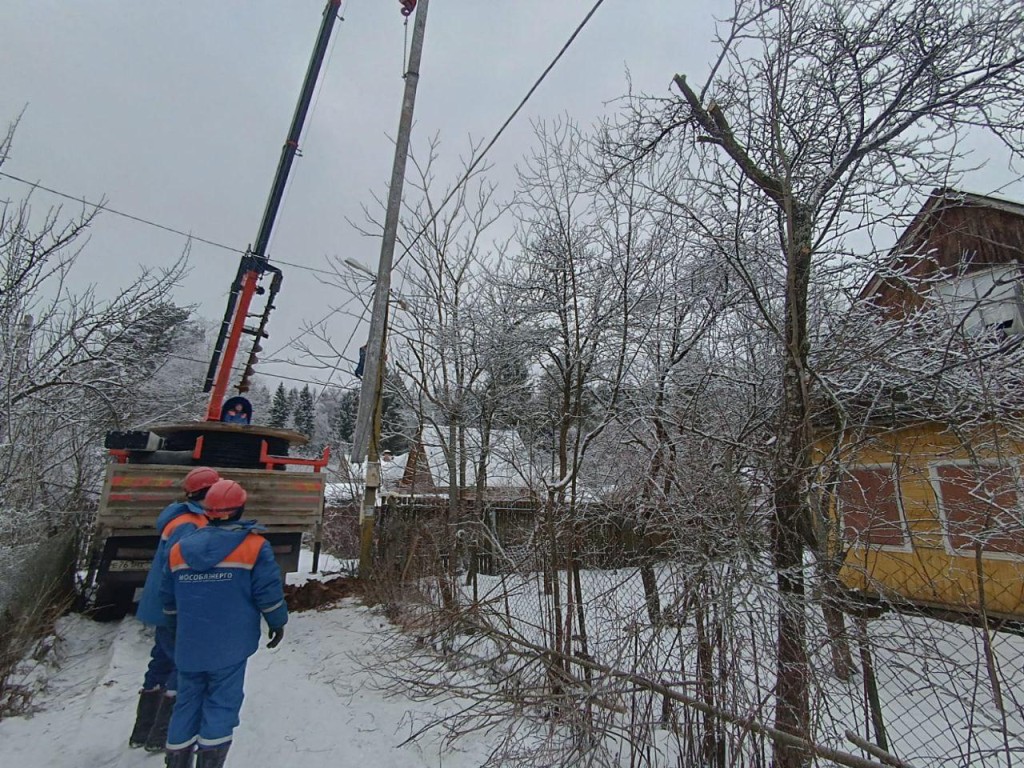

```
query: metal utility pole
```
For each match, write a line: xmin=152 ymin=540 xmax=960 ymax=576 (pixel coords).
xmin=352 ymin=0 xmax=430 ymax=577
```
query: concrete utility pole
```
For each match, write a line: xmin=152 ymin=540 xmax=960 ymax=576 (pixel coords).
xmin=352 ymin=0 xmax=430 ymax=578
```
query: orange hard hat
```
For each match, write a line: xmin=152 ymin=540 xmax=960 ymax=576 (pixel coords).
xmin=202 ymin=479 xmax=247 ymax=519
xmin=183 ymin=466 xmax=221 ymax=495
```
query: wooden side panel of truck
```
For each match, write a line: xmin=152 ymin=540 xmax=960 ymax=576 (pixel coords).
xmin=90 ymin=463 xmax=325 ymax=619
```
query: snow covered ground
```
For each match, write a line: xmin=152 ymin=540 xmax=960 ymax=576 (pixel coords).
xmin=5 ymin=551 xmax=1022 ymax=767
xmin=0 ymin=597 xmax=495 ymax=767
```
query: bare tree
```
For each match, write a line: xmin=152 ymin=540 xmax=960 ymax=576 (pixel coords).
xmin=0 ymin=125 xmax=190 ymax=543
xmin=612 ymin=1 xmax=1024 ymax=764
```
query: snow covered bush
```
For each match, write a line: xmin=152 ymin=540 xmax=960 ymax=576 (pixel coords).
xmin=0 ymin=122 xmax=201 ymax=702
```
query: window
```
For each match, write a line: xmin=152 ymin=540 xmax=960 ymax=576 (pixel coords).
xmin=931 ymin=264 xmax=1024 ymax=339
xmin=933 ymin=462 xmax=1024 ymax=557
xmin=839 ymin=466 xmax=910 ymax=548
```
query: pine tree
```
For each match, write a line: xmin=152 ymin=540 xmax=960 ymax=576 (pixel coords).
xmin=381 ymin=374 xmax=411 ymax=454
xmin=269 ymin=383 xmax=290 ymax=428
xmin=328 ymin=389 xmax=359 ymax=446
xmin=294 ymin=384 xmax=315 ymax=440
xmin=285 ymin=386 xmax=299 ymax=422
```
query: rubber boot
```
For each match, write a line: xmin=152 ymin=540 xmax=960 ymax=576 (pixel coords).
xmin=164 ymin=747 xmax=195 ymax=768
xmin=128 ymin=688 xmax=163 ymax=748
xmin=144 ymin=693 xmax=176 ymax=752
xmin=196 ymin=744 xmax=230 ymax=768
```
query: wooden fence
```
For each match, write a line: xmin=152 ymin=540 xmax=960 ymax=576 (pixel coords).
xmin=374 ymin=496 xmax=683 ymax=578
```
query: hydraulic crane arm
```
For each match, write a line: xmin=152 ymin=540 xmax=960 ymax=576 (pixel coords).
xmin=204 ymin=0 xmax=342 ymax=420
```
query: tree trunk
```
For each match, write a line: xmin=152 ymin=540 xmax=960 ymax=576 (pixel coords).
xmin=640 ymin=561 xmax=661 ymax=626
xmin=821 ymin=582 xmax=854 ymax=682
xmin=773 ymin=220 xmax=814 ymax=768
xmin=771 ymin=483 xmax=810 ymax=768
xmin=854 ymin=615 xmax=889 ymax=753
xmin=695 ymin=595 xmax=722 ymax=767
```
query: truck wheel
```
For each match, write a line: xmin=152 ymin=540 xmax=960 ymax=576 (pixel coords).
xmin=91 ymin=583 xmax=134 ymax=622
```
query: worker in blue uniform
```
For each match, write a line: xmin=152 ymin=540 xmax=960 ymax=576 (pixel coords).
xmin=219 ymin=396 xmax=252 ymax=424
xmin=130 ymin=466 xmax=220 ymax=752
xmin=161 ymin=478 xmax=287 ymax=768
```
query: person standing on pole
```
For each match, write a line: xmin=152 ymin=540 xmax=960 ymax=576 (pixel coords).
xmin=130 ymin=466 xmax=220 ymax=752
xmin=160 ymin=479 xmax=287 ymax=768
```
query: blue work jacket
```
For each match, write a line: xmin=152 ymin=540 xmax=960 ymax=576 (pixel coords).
xmin=135 ymin=501 xmax=206 ymax=626
xmin=161 ymin=521 xmax=288 ymax=672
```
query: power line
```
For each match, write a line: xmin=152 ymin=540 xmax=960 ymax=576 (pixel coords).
xmin=0 ymin=169 xmax=340 ymax=279
xmin=271 ymin=1 xmax=612 ymax=401
xmin=3 ymin=0 xmax=609 ymax=408
xmin=164 ymin=350 xmax=358 ymax=392
xmin=394 ymin=0 xmax=610 ymax=270
xmin=1 ymin=169 xmax=371 ymax=396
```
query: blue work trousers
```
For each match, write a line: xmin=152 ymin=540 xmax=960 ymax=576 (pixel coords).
xmin=166 ymin=660 xmax=247 ymax=751
xmin=142 ymin=625 xmax=178 ymax=692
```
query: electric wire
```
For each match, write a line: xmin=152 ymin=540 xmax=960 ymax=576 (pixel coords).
xmin=393 ymin=0 xmax=609 ymax=270
xmin=164 ymin=350 xmax=358 ymax=392
xmin=0 ymin=170 xmax=340 ymax=278
xmin=260 ymin=293 xmax=370 ymax=405
xmin=3 ymin=1 xmax=609 ymax=400
xmin=255 ymin=0 xmax=611 ymax=391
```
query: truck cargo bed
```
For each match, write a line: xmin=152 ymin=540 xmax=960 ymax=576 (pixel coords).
xmin=97 ymin=463 xmax=325 ymax=533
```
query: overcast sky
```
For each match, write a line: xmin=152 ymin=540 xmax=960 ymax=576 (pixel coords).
xmin=3 ymin=1 xmax=1022 ymax=398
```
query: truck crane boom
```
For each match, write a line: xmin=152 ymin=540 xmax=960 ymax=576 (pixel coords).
xmin=89 ymin=0 xmax=361 ymax=622
xmin=204 ymin=0 xmax=342 ymax=420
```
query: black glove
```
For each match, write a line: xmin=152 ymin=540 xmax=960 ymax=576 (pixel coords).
xmin=267 ymin=626 xmax=284 ymax=649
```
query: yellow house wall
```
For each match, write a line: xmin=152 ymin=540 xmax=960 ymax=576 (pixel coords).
xmin=820 ymin=422 xmax=1024 ymax=621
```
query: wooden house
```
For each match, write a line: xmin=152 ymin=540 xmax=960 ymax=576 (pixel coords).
xmin=395 ymin=425 xmax=543 ymax=501
xmin=829 ymin=422 xmax=1024 ymax=621
xmin=824 ymin=188 xmax=1024 ymax=622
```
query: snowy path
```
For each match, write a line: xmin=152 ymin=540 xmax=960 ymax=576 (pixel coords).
xmin=0 ymin=600 xmax=493 ymax=767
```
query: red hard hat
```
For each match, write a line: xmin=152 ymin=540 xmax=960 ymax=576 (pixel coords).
xmin=202 ymin=479 xmax=247 ymax=519
xmin=183 ymin=466 xmax=221 ymax=495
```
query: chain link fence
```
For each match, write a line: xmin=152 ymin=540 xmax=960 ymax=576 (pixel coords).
xmin=366 ymin=495 xmax=1024 ymax=768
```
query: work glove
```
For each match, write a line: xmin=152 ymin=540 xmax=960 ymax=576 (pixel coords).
xmin=267 ymin=626 xmax=284 ymax=649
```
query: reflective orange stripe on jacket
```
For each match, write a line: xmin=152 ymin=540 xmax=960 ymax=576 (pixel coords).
xmin=219 ymin=535 xmax=265 ymax=570
xmin=169 ymin=534 xmax=266 ymax=573
xmin=162 ymin=512 xmax=207 ymax=541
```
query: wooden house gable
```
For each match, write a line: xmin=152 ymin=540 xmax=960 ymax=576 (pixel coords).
xmin=395 ymin=426 xmax=543 ymax=497
xmin=861 ymin=188 xmax=1024 ymax=318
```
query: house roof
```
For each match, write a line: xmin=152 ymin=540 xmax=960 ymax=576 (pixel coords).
xmin=859 ymin=188 xmax=1024 ymax=303
xmin=412 ymin=425 xmax=543 ymax=489
xmin=325 ymin=451 xmax=410 ymax=503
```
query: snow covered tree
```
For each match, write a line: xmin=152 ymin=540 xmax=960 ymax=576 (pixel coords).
xmin=327 ymin=388 xmax=359 ymax=449
xmin=268 ymin=383 xmax=290 ymax=428
xmin=285 ymin=386 xmax=299 ymax=423
xmin=0 ymin=122 xmax=190 ymax=544
xmin=120 ymin=304 xmax=208 ymax=426
xmin=617 ymin=2 xmax=1024 ymax=763
xmin=380 ymin=374 xmax=412 ymax=456
xmin=382 ymin=138 xmax=507 ymax=509
xmin=294 ymin=384 xmax=315 ymax=441
xmin=243 ymin=379 xmax=273 ymax=426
